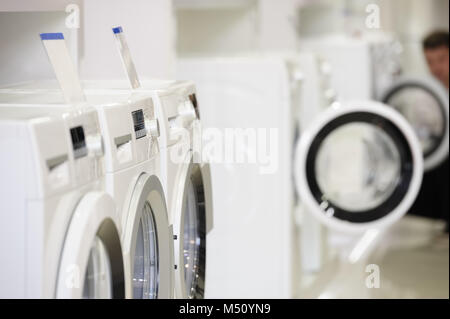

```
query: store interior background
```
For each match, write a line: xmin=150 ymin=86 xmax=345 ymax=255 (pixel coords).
xmin=0 ymin=0 xmax=448 ymax=298
xmin=1 ymin=0 xmax=448 ymax=84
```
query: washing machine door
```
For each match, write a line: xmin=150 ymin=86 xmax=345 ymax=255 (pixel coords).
xmin=122 ymin=173 xmax=173 ymax=299
xmin=295 ymin=101 xmax=423 ymax=233
xmin=56 ymin=192 xmax=125 ymax=298
xmin=172 ymin=157 xmax=209 ymax=299
xmin=381 ymin=76 xmax=449 ymax=171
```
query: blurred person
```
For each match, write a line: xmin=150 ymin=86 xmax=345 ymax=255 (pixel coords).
xmin=423 ymin=30 xmax=449 ymax=89
xmin=410 ymin=30 xmax=449 ymax=233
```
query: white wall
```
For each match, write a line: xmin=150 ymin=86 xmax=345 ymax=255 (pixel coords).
xmin=175 ymin=2 xmax=258 ymax=55
xmin=175 ymin=0 xmax=304 ymax=56
xmin=257 ymin=0 xmax=302 ymax=51
xmin=0 ymin=11 xmax=75 ymax=86
xmin=80 ymin=0 xmax=175 ymax=80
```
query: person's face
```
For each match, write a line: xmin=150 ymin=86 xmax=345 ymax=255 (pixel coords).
xmin=425 ymin=46 xmax=449 ymax=88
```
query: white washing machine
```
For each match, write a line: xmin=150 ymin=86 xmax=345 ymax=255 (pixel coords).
xmin=148 ymin=80 xmax=212 ymax=299
xmin=295 ymin=101 xmax=424 ymax=233
xmin=293 ymin=101 xmax=424 ymax=298
xmin=87 ymin=91 xmax=174 ymax=299
xmin=300 ymin=34 xmax=448 ymax=172
xmin=0 ymin=107 xmax=125 ymax=298
xmin=300 ymin=33 xmax=403 ymax=101
xmin=380 ymin=76 xmax=449 ymax=171
xmin=0 ymin=32 xmax=174 ymax=299
xmin=178 ymin=56 xmax=296 ymax=298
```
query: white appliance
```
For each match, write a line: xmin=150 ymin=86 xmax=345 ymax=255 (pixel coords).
xmin=0 ymin=32 xmax=174 ymax=299
xmin=0 ymin=107 xmax=125 ymax=298
xmin=295 ymin=101 xmax=423 ymax=233
xmin=301 ymin=34 xmax=448 ymax=172
xmin=178 ymin=56 xmax=295 ymax=298
xmin=88 ymin=92 xmax=174 ymax=299
xmin=293 ymin=101 xmax=424 ymax=298
xmin=380 ymin=76 xmax=449 ymax=171
xmin=300 ymin=33 xmax=403 ymax=101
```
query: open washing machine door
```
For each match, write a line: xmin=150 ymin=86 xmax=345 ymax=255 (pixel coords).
xmin=56 ymin=192 xmax=125 ymax=298
xmin=380 ymin=76 xmax=449 ymax=171
xmin=122 ymin=173 xmax=173 ymax=299
xmin=172 ymin=154 xmax=211 ymax=299
xmin=295 ymin=101 xmax=423 ymax=233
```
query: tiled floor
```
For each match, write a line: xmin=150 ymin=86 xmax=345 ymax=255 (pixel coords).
xmin=296 ymin=216 xmax=449 ymax=299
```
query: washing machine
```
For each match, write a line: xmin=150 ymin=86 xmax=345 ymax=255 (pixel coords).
xmin=0 ymin=107 xmax=125 ymax=298
xmin=0 ymin=32 xmax=175 ymax=299
xmin=300 ymin=34 xmax=448 ymax=172
xmin=295 ymin=101 xmax=424 ymax=233
xmin=85 ymin=91 xmax=174 ymax=299
xmin=300 ymin=33 xmax=402 ymax=101
xmin=379 ymin=76 xmax=449 ymax=171
xmin=177 ymin=56 xmax=296 ymax=298
xmin=292 ymin=101 xmax=424 ymax=298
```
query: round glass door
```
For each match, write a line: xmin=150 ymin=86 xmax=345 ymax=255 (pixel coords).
xmin=132 ymin=202 xmax=159 ymax=299
xmin=83 ymin=236 xmax=113 ymax=299
xmin=182 ymin=167 xmax=206 ymax=299
xmin=296 ymin=103 xmax=423 ymax=232
xmin=315 ymin=122 xmax=402 ymax=213
xmin=123 ymin=173 xmax=172 ymax=299
xmin=382 ymin=77 xmax=449 ymax=171
xmin=56 ymin=192 xmax=125 ymax=299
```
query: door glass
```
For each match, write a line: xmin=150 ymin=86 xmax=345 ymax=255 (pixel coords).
xmin=315 ymin=122 xmax=401 ymax=212
xmin=133 ymin=202 xmax=159 ymax=299
xmin=83 ymin=236 xmax=113 ymax=299
xmin=385 ymin=86 xmax=445 ymax=156
xmin=183 ymin=178 xmax=201 ymax=298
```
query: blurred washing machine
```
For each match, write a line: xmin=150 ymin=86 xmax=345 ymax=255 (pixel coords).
xmin=300 ymin=34 xmax=449 ymax=172
xmin=295 ymin=101 xmax=423 ymax=233
xmin=380 ymin=76 xmax=449 ymax=171
xmin=177 ymin=56 xmax=296 ymax=298
xmin=293 ymin=101 xmax=424 ymax=298
xmin=300 ymin=33 xmax=403 ymax=102
xmin=0 ymin=107 xmax=125 ymax=298
xmin=0 ymin=33 xmax=174 ymax=299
